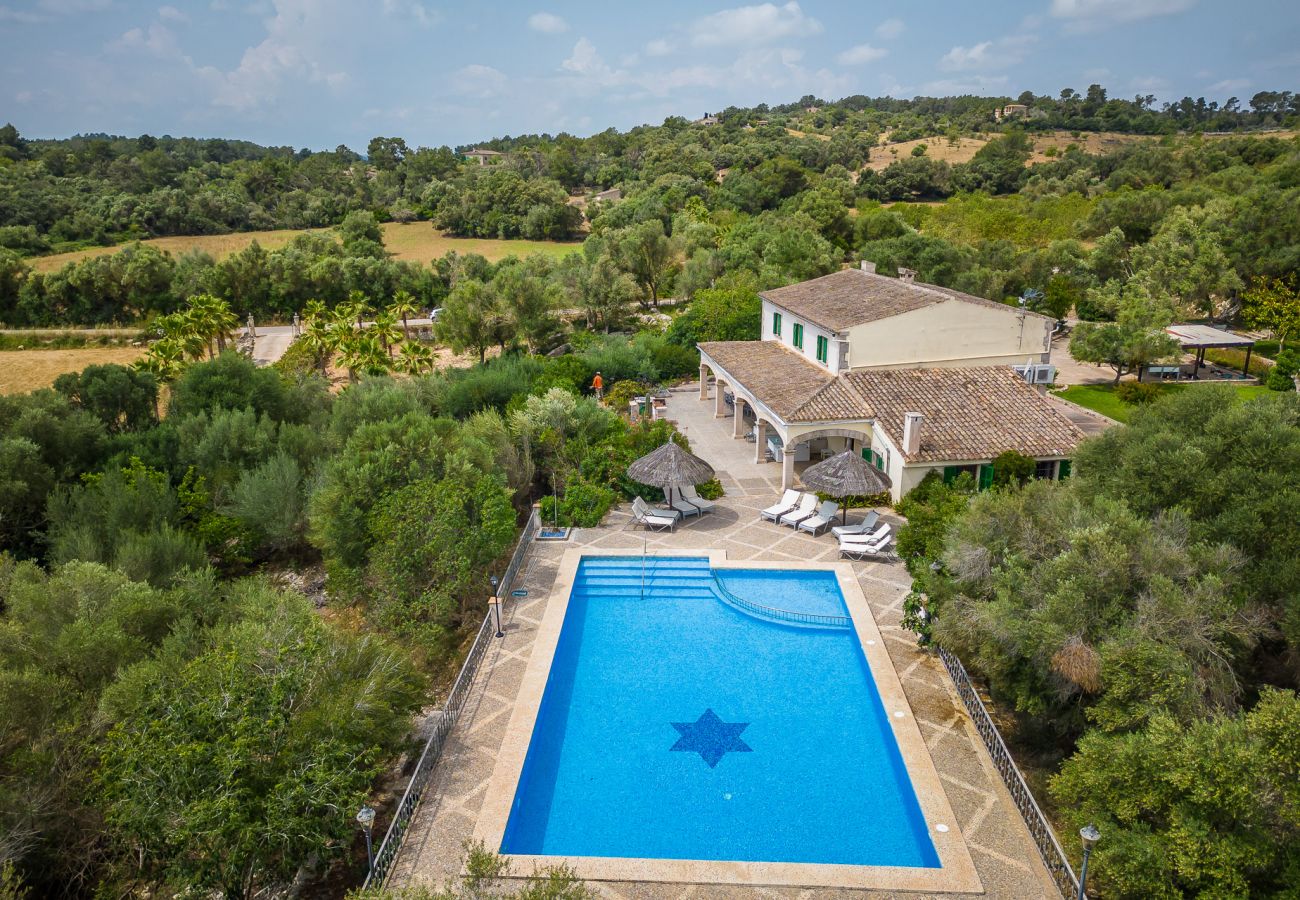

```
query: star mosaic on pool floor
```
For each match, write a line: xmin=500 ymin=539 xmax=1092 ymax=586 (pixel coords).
xmin=669 ymin=708 xmax=752 ymax=768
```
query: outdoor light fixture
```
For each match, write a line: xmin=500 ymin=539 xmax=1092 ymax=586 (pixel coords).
xmin=356 ymin=804 xmax=376 ymax=871
xmin=1077 ymin=823 xmax=1100 ymax=900
xmin=490 ymin=575 xmax=503 ymax=637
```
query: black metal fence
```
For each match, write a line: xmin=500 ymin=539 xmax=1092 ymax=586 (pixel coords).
xmin=938 ymin=647 xmax=1084 ymax=899
xmin=362 ymin=506 xmax=541 ymax=888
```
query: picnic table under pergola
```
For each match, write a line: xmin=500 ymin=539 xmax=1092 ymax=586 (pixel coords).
xmin=1162 ymin=324 xmax=1256 ymax=380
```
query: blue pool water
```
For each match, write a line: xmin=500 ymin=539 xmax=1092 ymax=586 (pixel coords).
xmin=500 ymin=556 xmax=940 ymax=868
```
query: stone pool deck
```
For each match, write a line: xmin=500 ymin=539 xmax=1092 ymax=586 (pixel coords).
xmin=387 ymin=389 xmax=1060 ymax=898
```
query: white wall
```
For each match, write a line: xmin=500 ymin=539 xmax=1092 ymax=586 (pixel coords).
xmin=761 ymin=299 xmax=843 ymax=373
xmin=844 ymin=299 xmax=1052 ymax=370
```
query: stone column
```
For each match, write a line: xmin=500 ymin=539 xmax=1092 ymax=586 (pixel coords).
xmin=781 ymin=446 xmax=795 ymax=491
xmin=733 ymin=398 xmax=747 ymax=438
xmin=699 ymin=364 xmax=708 ymax=400
xmin=754 ymin=420 xmax=767 ymax=463
xmin=714 ymin=381 xmax=726 ymax=418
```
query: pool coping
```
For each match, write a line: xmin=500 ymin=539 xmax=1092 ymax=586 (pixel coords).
xmin=471 ymin=548 xmax=983 ymax=894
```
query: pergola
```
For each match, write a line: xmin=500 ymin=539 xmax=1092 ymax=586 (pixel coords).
xmin=1165 ymin=324 xmax=1255 ymax=379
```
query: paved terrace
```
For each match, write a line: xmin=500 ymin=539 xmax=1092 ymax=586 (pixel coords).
xmin=388 ymin=387 xmax=1058 ymax=899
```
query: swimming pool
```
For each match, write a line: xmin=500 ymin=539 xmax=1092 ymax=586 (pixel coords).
xmin=476 ymin=551 xmax=979 ymax=891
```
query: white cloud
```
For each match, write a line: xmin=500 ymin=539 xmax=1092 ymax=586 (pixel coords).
xmin=837 ymin=43 xmax=886 ymax=65
xmin=37 ymin=0 xmax=110 ymax=11
xmin=875 ymin=17 xmax=904 ymax=39
xmin=450 ymin=63 xmax=507 ymax=98
xmin=157 ymin=5 xmax=187 ymax=22
xmin=110 ymin=23 xmax=184 ymax=57
xmin=0 ymin=6 xmax=45 ymax=22
xmin=645 ymin=38 xmax=673 ymax=57
xmin=939 ymin=41 xmax=995 ymax=71
xmin=1050 ymin=0 xmax=1194 ymax=31
xmin=1208 ymin=77 xmax=1250 ymax=93
xmin=382 ymin=0 xmax=440 ymax=27
xmin=641 ymin=46 xmax=849 ymax=100
xmin=528 ymin=11 xmax=569 ymax=34
xmin=690 ymin=2 xmax=822 ymax=48
xmin=560 ymin=37 xmax=624 ymax=84
xmin=939 ymin=35 xmax=1035 ymax=71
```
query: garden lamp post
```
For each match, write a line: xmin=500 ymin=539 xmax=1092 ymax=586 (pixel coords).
xmin=1077 ymin=823 xmax=1100 ymax=900
xmin=356 ymin=804 xmax=376 ymax=872
xmin=490 ymin=576 xmax=503 ymax=637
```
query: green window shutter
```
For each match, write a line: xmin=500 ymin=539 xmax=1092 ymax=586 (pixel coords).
xmin=815 ymin=335 xmax=828 ymax=363
xmin=978 ymin=464 xmax=995 ymax=491
xmin=773 ymin=312 xmax=782 ymax=336
xmin=1058 ymin=459 xmax=1072 ymax=479
xmin=793 ymin=323 xmax=803 ymax=349
xmin=943 ymin=465 xmax=960 ymax=484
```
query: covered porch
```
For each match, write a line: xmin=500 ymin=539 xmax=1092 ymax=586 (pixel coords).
xmin=1152 ymin=323 xmax=1257 ymax=381
xmin=696 ymin=344 xmax=875 ymax=493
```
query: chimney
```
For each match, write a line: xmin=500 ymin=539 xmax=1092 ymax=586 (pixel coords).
xmin=860 ymin=260 xmax=877 ymax=274
xmin=898 ymin=266 xmax=917 ymax=283
xmin=902 ymin=412 xmax=923 ymax=456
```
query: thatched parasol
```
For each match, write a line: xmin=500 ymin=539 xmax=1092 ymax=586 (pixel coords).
xmin=799 ymin=449 xmax=892 ymax=523
xmin=627 ymin=441 xmax=715 ymax=504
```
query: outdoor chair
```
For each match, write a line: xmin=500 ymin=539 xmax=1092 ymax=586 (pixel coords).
xmin=797 ymin=501 xmax=840 ymax=536
xmin=760 ymin=489 xmax=801 ymax=522
xmin=668 ymin=495 xmax=701 ymax=518
xmin=778 ymin=493 xmax=819 ymax=527
xmin=682 ymin=484 xmax=716 ymax=513
xmin=839 ymin=533 xmax=894 ymax=560
xmin=631 ymin=497 xmax=677 ymax=532
xmin=831 ymin=511 xmax=879 ymax=539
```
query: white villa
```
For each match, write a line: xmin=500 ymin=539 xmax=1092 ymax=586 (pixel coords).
xmin=697 ymin=267 xmax=1085 ymax=500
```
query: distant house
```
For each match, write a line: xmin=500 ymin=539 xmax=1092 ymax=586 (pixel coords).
xmin=464 ymin=147 xmax=504 ymax=165
xmin=693 ymin=112 xmax=720 ymax=126
xmin=994 ymin=103 xmax=1030 ymax=121
xmin=593 ymin=188 xmax=622 ymax=202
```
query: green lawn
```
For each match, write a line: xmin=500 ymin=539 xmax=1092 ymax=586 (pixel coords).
xmin=1054 ymin=383 xmax=1275 ymax=424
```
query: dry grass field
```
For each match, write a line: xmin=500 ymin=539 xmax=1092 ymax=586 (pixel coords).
xmin=30 ymin=223 xmax=581 ymax=273
xmin=0 ymin=347 xmax=146 ymax=394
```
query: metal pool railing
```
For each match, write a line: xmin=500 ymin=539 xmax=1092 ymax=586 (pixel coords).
xmin=710 ymin=573 xmax=852 ymax=629
xmin=938 ymin=647 xmax=1084 ymax=900
xmin=363 ymin=506 xmax=541 ymax=889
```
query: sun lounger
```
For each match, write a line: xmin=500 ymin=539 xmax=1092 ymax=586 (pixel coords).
xmin=760 ymin=489 xmax=800 ymax=522
xmin=839 ymin=523 xmax=891 ymax=545
xmin=831 ymin=511 xmax=879 ymax=539
xmin=797 ymin=500 xmax=840 ymax=535
xmin=839 ymin=534 xmax=893 ymax=559
xmin=778 ymin=493 xmax=819 ymax=527
xmin=668 ymin=496 xmax=701 ymax=518
xmin=682 ymin=484 xmax=716 ymax=513
xmin=632 ymin=496 xmax=677 ymax=532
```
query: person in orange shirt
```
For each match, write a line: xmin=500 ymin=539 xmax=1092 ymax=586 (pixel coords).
xmin=592 ymin=371 xmax=604 ymax=399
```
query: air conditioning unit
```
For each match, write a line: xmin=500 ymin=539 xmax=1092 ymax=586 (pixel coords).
xmin=1013 ymin=364 xmax=1056 ymax=385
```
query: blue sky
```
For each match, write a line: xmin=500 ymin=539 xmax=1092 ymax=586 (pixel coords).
xmin=2 ymin=0 xmax=1297 ymax=150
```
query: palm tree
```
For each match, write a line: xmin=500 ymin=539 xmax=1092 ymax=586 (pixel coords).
xmin=302 ymin=299 xmax=328 ymax=325
xmin=389 ymin=290 xmax=421 ymax=341
xmin=346 ymin=290 xmax=373 ymax=330
xmin=136 ymin=337 xmax=186 ymax=381
xmin=370 ymin=311 xmax=403 ymax=358
xmin=197 ymin=294 xmax=239 ymax=354
xmin=397 ymin=341 xmax=435 ymax=376
xmin=336 ymin=332 xmax=389 ymax=383
xmin=298 ymin=319 xmax=335 ymax=375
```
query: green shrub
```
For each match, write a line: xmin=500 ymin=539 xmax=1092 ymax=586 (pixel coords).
xmin=1115 ymin=381 xmax=1163 ymax=405
xmin=112 ymin=524 xmax=208 ymax=587
xmin=991 ymin=449 xmax=1036 ymax=487
xmin=542 ymin=478 xmax=619 ymax=527
xmin=224 ymin=453 xmax=306 ymax=552
xmin=168 ymin=352 xmax=295 ymax=422
xmin=1264 ymin=349 xmax=1298 ymax=391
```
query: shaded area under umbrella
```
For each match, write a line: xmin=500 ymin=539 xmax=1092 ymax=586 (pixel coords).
xmin=799 ymin=449 xmax=892 ymax=523
xmin=626 ymin=441 xmax=715 ymax=505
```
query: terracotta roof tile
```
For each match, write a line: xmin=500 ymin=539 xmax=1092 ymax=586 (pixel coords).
xmin=759 ymin=269 xmax=1052 ymax=332
xmin=841 ymin=367 xmax=1086 ymax=462
xmin=697 ymin=340 xmax=833 ymax=420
